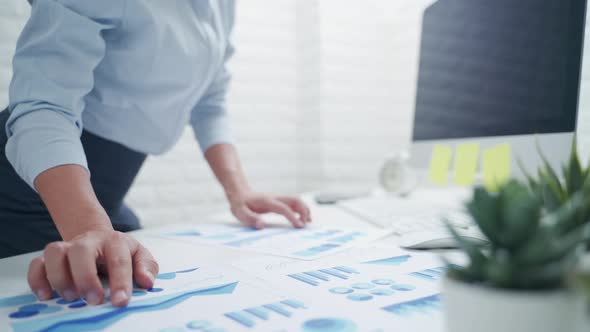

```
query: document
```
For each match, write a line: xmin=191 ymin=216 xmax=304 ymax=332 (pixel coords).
xmin=156 ymin=223 xmax=392 ymax=260
xmin=233 ymin=247 xmax=447 ymax=332
xmin=0 ymin=259 xmax=439 ymax=332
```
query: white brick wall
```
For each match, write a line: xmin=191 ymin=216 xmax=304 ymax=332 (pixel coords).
xmin=2 ymin=0 xmax=590 ymax=227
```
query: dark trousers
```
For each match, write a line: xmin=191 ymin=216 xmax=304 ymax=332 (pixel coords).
xmin=0 ymin=110 xmax=146 ymax=258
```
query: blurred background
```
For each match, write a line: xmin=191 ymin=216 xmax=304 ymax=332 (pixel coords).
xmin=2 ymin=0 xmax=590 ymax=226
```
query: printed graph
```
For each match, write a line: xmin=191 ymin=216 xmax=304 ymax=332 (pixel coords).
xmin=10 ymin=282 xmax=238 ymax=332
xmin=381 ymin=294 xmax=441 ymax=317
xmin=361 ymin=255 xmax=412 ymax=266
xmin=288 ymin=266 xmax=360 ymax=286
xmin=286 ymin=264 xmax=424 ymax=305
xmin=408 ymin=266 xmax=446 ymax=282
xmin=161 ymin=224 xmax=390 ymax=260
xmin=0 ymin=267 xmax=243 ymax=332
xmin=301 ymin=230 xmax=342 ymax=240
xmin=224 ymin=299 xmax=307 ymax=328
xmin=302 ymin=318 xmax=358 ymax=332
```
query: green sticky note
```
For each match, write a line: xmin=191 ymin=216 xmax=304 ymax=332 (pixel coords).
xmin=482 ymin=144 xmax=511 ymax=192
xmin=429 ymin=145 xmax=453 ymax=185
xmin=453 ymin=143 xmax=480 ymax=186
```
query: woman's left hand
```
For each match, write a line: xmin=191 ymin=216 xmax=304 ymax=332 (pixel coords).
xmin=228 ymin=191 xmax=312 ymax=229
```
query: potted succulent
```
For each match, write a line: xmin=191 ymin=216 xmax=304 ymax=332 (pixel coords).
xmin=442 ymin=180 xmax=590 ymax=332
xmin=520 ymin=139 xmax=590 ymax=249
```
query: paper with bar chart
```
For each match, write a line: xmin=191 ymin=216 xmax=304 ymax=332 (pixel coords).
xmin=233 ymin=247 xmax=446 ymax=331
xmin=0 ymin=263 xmax=393 ymax=332
xmin=0 ymin=266 xmax=244 ymax=332
xmin=157 ymin=223 xmax=391 ymax=260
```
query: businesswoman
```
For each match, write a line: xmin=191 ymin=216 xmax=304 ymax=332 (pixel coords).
xmin=0 ymin=0 xmax=311 ymax=307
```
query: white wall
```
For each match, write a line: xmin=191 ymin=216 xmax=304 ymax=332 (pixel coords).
xmin=577 ymin=21 xmax=590 ymax=158
xmin=0 ymin=1 xmax=29 ymax=109
xmin=126 ymin=0 xmax=301 ymax=225
xmin=2 ymin=1 xmax=590 ymax=227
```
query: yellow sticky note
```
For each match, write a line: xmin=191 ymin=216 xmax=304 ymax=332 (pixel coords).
xmin=482 ymin=144 xmax=512 ymax=192
xmin=429 ymin=145 xmax=453 ymax=185
xmin=453 ymin=143 xmax=480 ymax=186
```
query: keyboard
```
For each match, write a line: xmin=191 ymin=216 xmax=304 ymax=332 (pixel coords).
xmin=336 ymin=189 xmax=488 ymax=249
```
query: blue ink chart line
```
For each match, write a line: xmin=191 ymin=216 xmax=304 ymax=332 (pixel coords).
xmin=11 ymin=282 xmax=239 ymax=332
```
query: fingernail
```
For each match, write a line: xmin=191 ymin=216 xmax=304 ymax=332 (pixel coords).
xmin=111 ymin=290 xmax=128 ymax=305
xmin=255 ymin=221 xmax=264 ymax=229
xmin=63 ymin=289 xmax=77 ymax=301
xmin=145 ymin=270 xmax=155 ymax=282
xmin=85 ymin=291 xmax=101 ymax=305
xmin=36 ymin=289 xmax=49 ymax=301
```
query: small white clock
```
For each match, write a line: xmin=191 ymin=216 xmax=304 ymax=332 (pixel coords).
xmin=379 ymin=152 xmax=416 ymax=195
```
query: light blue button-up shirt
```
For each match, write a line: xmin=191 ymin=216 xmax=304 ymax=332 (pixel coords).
xmin=5 ymin=0 xmax=235 ymax=189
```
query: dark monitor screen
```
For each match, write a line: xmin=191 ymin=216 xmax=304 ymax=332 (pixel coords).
xmin=412 ymin=0 xmax=587 ymax=141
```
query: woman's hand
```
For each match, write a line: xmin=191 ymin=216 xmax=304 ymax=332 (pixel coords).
xmin=28 ymin=229 xmax=159 ymax=307
xmin=203 ymin=144 xmax=312 ymax=228
xmin=228 ymin=191 xmax=312 ymax=229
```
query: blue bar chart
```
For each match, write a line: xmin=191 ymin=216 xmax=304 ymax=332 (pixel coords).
xmin=288 ymin=266 xmax=360 ymax=286
xmin=224 ymin=299 xmax=307 ymax=328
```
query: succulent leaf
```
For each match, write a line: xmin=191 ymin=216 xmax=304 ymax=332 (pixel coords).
xmin=498 ymin=181 xmax=540 ymax=249
xmin=565 ymin=136 xmax=583 ymax=195
xmin=517 ymin=158 xmax=539 ymax=191
xmin=515 ymin=222 xmax=590 ymax=267
xmin=483 ymin=256 xmax=514 ymax=288
xmin=538 ymin=168 xmax=565 ymax=212
xmin=466 ymin=187 xmax=499 ymax=243
xmin=549 ymin=192 xmax=588 ymax=234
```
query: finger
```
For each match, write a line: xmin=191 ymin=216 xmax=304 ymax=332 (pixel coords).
xmin=104 ymin=233 xmax=133 ymax=307
xmin=278 ymin=196 xmax=312 ymax=222
xmin=67 ymin=239 xmax=104 ymax=305
xmin=233 ymin=206 xmax=264 ymax=229
xmin=44 ymin=242 xmax=78 ymax=301
xmin=28 ymin=256 xmax=52 ymax=301
xmin=264 ymin=199 xmax=304 ymax=228
xmin=130 ymin=242 xmax=159 ymax=290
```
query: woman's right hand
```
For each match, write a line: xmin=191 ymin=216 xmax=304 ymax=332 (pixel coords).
xmin=27 ymin=229 xmax=159 ymax=307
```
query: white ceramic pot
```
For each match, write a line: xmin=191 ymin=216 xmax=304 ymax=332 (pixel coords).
xmin=442 ymin=275 xmax=589 ymax=332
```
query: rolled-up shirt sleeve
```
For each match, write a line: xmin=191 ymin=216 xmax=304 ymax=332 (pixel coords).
xmin=190 ymin=4 xmax=235 ymax=153
xmin=5 ymin=0 xmax=120 ymax=189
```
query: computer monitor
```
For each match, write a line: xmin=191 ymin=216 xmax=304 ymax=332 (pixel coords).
xmin=409 ymin=0 xmax=587 ymax=185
